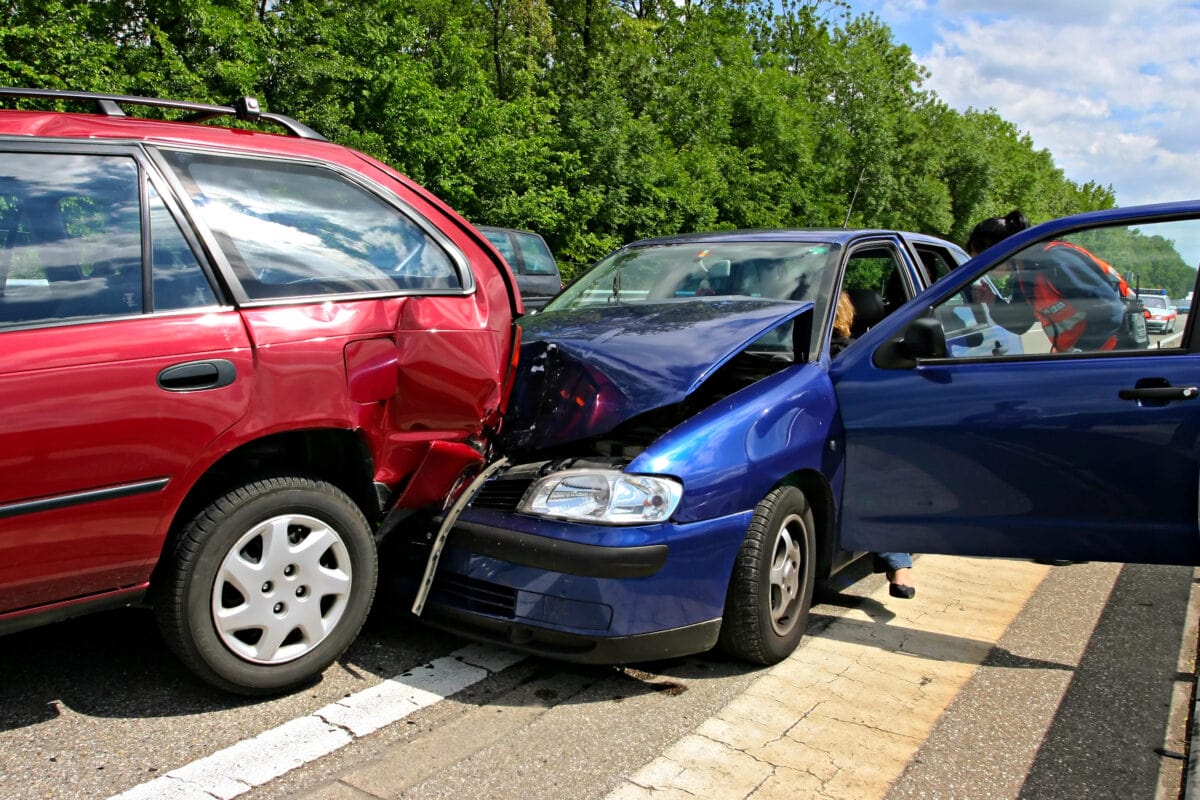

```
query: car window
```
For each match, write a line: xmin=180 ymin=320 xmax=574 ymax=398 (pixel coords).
xmin=512 ymin=232 xmax=557 ymax=275
xmin=481 ymin=229 xmax=517 ymax=264
xmin=839 ymin=244 xmax=912 ymax=335
xmin=149 ymin=183 xmax=218 ymax=310
xmin=550 ymin=242 xmax=835 ymax=309
xmin=913 ymin=243 xmax=965 ymax=284
xmin=936 ymin=219 xmax=1199 ymax=357
xmin=547 ymin=240 xmax=837 ymax=355
xmin=0 ymin=153 xmax=144 ymax=327
xmin=160 ymin=150 xmax=462 ymax=299
xmin=843 ymin=247 xmax=906 ymax=298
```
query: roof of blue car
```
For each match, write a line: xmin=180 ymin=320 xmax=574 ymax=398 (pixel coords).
xmin=627 ymin=228 xmax=944 ymax=247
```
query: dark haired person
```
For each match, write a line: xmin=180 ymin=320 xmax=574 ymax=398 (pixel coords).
xmin=966 ymin=209 xmax=1032 ymax=255
xmin=967 ymin=210 xmax=1128 ymax=353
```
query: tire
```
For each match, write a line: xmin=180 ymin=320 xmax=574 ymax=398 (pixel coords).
xmin=718 ymin=486 xmax=816 ymax=665
xmin=154 ymin=476 xmax=377 ymax=695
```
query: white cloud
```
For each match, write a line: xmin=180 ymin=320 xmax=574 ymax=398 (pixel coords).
xmin=937 ymin=0 xmax=1136 ymax=22
xmin=846 ymin=0 xmax=1200 ymax=263
xmin=915 ymin=3 xmax=1200 ymax=208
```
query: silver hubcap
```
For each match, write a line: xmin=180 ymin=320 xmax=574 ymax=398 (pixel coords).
xmin=211 ymin=513 xmax=352 ymax=665
xmin=768 ymin=513 xmax=805 ymax=636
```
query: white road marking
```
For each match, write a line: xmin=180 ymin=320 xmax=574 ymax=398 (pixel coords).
xmin=1161 ymin=329 xmax=1185 ymax=348
xmin=108 ymin=643 xmax=525 ymax=800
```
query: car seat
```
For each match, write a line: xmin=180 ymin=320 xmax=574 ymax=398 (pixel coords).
xmin=846 ymin=288 xmax=886 ymax=338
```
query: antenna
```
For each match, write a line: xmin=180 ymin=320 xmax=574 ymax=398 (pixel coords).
xmin=843 ymin=167 xmax=866 ymax=228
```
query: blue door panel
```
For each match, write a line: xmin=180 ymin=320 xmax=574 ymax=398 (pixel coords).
xmin=834 ymin=353 xmax=1200 ymax=565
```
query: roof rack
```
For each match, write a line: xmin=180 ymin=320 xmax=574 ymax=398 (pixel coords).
xmin=0 ymin=87 xmax=327 ymax=141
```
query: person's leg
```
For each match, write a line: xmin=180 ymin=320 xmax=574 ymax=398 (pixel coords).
xmin=874 ymin=552 xmax=915 ymax=599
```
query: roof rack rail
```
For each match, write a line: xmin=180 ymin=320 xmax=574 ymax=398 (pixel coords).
xmin=0 ymin=87 xmax=327 ymax=141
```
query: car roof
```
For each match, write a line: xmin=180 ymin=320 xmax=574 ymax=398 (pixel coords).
xmin=0 ymin=90 xmax=488 ymax=266
xmin=0 ymin=89 xmax=360 ymax=166
xmin=0 ymin=108 xmax=347 ymax=158
xmin=477 ymin=225 xmax=545 ymax=238
xmin=624 ymin=228 xmax=951 ymax=248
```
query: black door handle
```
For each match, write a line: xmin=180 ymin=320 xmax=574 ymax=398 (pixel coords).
xmin=157 ymin=359 xmax=237 ymax=392
xmin=1118 ymin=385 xmax=1199 ymax=401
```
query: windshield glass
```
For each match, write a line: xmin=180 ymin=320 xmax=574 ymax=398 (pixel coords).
xmin=548 ymin=241 xmax=837 ymax=312
xmin=1140 ymin=295 xmax=1167 ymax=309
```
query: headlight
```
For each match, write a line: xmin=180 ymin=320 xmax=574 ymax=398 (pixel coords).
xmin=520 ymin=469 xmax=682 ymax=524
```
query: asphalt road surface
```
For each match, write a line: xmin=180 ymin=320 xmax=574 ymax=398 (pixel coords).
xmin=1 ymin=554 xmax=1195 ymax=800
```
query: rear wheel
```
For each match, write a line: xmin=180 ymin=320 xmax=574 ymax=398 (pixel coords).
xmin=155 ymin=476 xmax=377 ymax=695
xmin=718 ymin=486 xmax=815 ymax=664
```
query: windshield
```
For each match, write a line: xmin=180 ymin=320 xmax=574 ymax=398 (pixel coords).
xmin=548 ymin=241 xmax=837 ymax=312
xmin=1140 ymin=295 xmax=1168 ymax=309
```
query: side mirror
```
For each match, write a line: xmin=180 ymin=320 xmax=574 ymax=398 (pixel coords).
xmin=874 ymin=314 xmax=948 ymax=369
xmin=901 ymin=316 xmax=949 ymax=359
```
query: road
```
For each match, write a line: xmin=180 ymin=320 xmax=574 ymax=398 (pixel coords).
xmin=1 ymin=554 xmax=1195 ymax=800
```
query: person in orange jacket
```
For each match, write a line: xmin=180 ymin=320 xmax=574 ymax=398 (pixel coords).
xmin=967 ymin=210 xmax=1127 ymax=352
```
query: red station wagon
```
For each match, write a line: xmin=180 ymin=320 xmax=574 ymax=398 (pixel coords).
xmin=0 ymin=89 xmax=521 ymax=694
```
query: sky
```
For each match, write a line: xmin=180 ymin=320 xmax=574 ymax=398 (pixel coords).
xmin=840 ymin=0 xmax=1200 ymax=266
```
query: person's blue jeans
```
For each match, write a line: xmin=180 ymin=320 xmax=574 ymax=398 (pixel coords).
xmin=872 ymin=552 xmax=913 ymax=572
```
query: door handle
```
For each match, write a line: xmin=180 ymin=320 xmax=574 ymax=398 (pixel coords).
xmin=1118 ymin=385 xmax=1199 ymax=401
xmin=157 ymin=359 xmax=237 ymax=392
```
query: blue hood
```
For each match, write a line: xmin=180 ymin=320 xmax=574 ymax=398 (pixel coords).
xmin=505 ymin=298 xmax=811 ymax=452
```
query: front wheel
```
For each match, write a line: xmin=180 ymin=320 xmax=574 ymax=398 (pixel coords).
xmin=155 ymin=476 xmax=377 ymax=695
xmin=718 ymin=485 xmax=816 ymax=665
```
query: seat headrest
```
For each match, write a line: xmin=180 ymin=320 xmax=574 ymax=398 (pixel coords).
xmin=846 ymin=288 xmax=886 ymax=332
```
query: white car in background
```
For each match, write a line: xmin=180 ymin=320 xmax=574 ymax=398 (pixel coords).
xmin=1139 ymin=294 xmax=1178 ymax=333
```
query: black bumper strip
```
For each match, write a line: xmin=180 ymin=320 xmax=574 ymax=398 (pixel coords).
xmin=451 ymin=520 xmax=668 ymax=579
xmin=0 ymin=477 xmax=170 ymax=520
xmin=423 ymin=604 xmax=722 ymax=664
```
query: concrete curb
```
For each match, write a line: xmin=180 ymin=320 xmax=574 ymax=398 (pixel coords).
xmin=1185 ymin=633 xmax=1200 ymax=800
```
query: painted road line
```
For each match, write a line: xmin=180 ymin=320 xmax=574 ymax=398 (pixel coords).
xmin=605 ymin=555 xmax=1051 ymax=800
xmin=108 ymin=643 xmax=525 ymax=800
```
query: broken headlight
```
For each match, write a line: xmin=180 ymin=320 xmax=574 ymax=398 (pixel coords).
xmin=520 ymin=469 xmax=682 ymax=524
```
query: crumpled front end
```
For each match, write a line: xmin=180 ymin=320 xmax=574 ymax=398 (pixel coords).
xmin=501 ymin=298 xmax=812 ymax=457
xmin=395 ymin=297 xmax=820 ymax=659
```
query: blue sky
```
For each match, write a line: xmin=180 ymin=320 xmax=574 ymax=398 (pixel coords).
xmin=841 ymin=0 xmax=1200 ymax=265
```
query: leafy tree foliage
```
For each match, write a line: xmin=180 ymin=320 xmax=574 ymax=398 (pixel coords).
xmin=2 ymin=0 xmax=1176 ymax=285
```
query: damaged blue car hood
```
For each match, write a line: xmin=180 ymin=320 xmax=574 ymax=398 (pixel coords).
xmin=504 ymin=298 xmax=811 ymax=452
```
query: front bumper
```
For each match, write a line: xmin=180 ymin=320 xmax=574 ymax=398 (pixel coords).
xmin=410 ymin=507 xmax=754 ymax=661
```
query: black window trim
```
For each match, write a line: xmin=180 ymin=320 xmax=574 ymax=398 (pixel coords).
xmin=141 ymin=160 xmax=228 ymax=314
xmin=821 ymin=235 xmax=914 ymax=358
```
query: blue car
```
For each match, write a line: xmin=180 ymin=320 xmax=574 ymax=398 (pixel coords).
xmin=403 ymin=209 xmax=1200 ymax=666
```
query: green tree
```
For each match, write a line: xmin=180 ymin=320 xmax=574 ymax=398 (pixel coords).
xmin=0 ymin=0 xmax=1118 ymax=268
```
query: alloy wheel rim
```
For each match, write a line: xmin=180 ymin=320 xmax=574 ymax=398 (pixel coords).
xmin=768 ymin=513 xmax=805 ymax=636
